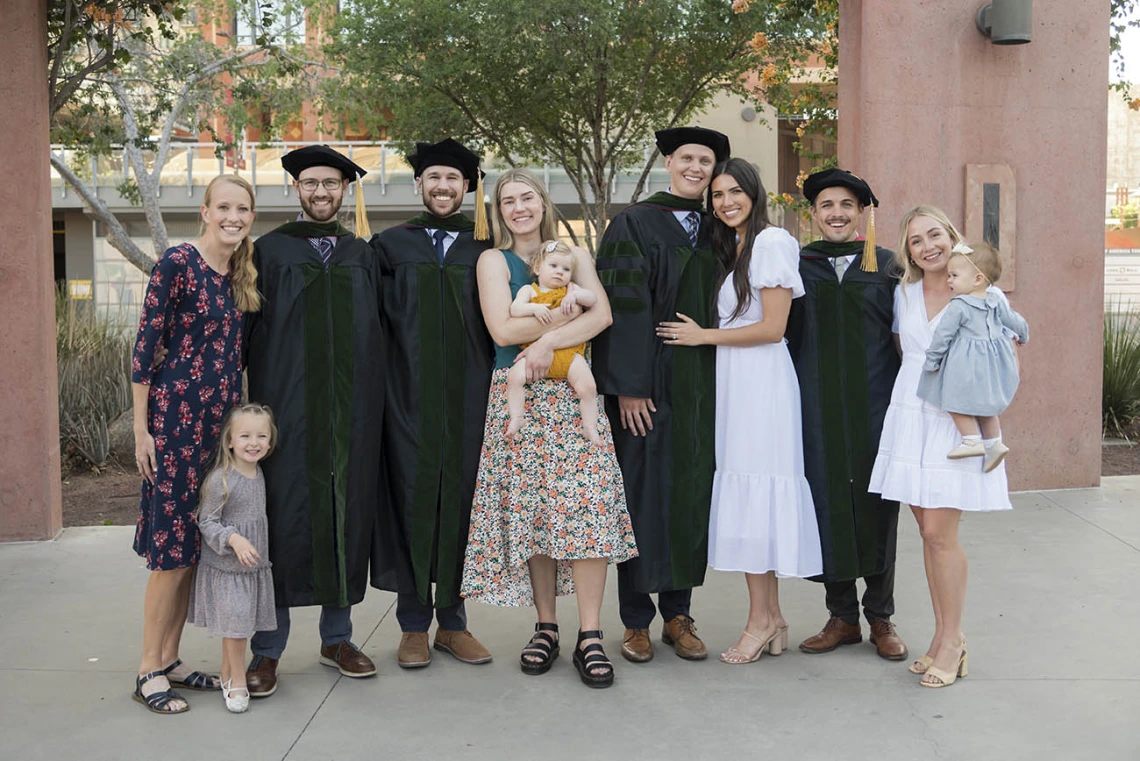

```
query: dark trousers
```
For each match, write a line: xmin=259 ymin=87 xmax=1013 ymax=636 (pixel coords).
xmin=617 ymin=563 xmax=692 ymax=629
xmin=824 ymin=564 xmax=896 ymax=625
xmin=250 ymin=605 xmax=353 ymax=660
xmin=395 ymin=593 xmax=467 ymax=633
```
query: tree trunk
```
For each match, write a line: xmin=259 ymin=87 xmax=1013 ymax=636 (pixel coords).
xmin=49 ymin=152 xmax=156 ymax=274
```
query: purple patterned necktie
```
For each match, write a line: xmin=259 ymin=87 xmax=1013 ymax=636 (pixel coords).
xmin=311 ymin=236 xmax=334 ymax=266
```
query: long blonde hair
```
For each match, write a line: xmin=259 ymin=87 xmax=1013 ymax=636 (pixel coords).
xmin=202 ymin=174 xmax=261 ymax=313
xmin=491 ymin=168 xmax=558 ymax=252
xmin=200 ymin=403 xmax=278 ymax=514
xmin=895 ymin=205 xmax=963 ymax=284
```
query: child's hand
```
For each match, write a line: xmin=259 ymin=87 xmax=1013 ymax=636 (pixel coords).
xmin=561 ymin=286 xmax=580 ymax=315
xmin=228 ymin=533 xmax=261 ymax=567
xmin=530 ymin=304 xmax=553 ymax=324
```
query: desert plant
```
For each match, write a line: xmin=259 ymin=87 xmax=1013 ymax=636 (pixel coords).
xmin=1103 ymin=302 xmax=1140 ymax=437
xmin=56 ymin=287 xmax=132 ymax=466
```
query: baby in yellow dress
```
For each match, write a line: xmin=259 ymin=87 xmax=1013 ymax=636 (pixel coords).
xmin=507 ymin=240 xmax=602 ymax=446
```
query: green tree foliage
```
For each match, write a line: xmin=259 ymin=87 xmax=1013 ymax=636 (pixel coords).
xmin=326 ymin=0 xmax=829 ymax=250
xmin=49 ymin=0 xmax=316 ymax=273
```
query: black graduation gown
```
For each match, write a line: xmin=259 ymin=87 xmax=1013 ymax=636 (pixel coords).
xmin=244 ymin=223 xmax=384 ymax=608
xmin=785 ymin=240 xmax=900 ymax=583
xmin=368 ymin=214 xmax=495 ymax=607
xmin=592 ymin=193 xmax=718 ymax=594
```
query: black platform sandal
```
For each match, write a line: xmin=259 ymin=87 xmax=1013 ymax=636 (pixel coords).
xmin=520 ymin=622 xmax=560 ymax=675
xmin=132 ymin=670 xmax=189 ymax=714
xmin=573 ymin=629 xmax=614 ymax=689
xmin=163 ymin=658 xmax=220 ymax=691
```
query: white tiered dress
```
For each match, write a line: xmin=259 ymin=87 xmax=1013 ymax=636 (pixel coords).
xmin=868 ymin=280 xmax=1012 ymax=511
xmin=707 ymin=227 xmax=824 ymax=577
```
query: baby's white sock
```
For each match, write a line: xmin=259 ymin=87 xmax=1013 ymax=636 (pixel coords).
xmin=982 ymin=432 xmax=1002 ymax=447
xmin=962 ymin=434 xmax=981 ymax=443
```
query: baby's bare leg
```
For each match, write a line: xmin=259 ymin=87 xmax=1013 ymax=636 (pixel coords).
xmin=566 ymin=355 xmax=602 ymax=447
xmin=977 ymin=415 xmax=1001 ymax=439
xmin=506 ymin=360 xmax=529 ymax=438
xmin=949 ymin=412 xmax=980 ymax=438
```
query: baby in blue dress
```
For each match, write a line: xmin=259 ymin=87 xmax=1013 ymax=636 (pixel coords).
xmin=917 ymin=241 xmax=1029 ymax=472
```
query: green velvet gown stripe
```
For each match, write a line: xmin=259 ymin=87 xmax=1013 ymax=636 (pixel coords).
xmin=668 ymin=245 xmax=717 ymax=589
xmin=300 ymin=264 xmax=338 ymax=605
xmin=434 ymin=265 xmax=470 ymax=605
xmin=329 ymin=267 xmax=357 ymax=605
xmin=410 ymin=262 xmax=445 ymax=603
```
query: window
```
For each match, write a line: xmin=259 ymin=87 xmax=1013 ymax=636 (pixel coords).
xmin=234 ymin=1 xmax=306 ymax=45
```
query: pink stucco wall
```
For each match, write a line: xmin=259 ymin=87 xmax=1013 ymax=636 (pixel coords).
xmin=839 ymin=0 xmax=1107 ymax=490
xmin=0 ymin=0 xmax=63 ymax=539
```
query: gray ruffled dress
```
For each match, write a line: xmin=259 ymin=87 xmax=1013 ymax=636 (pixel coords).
xmin=916 ymin=290 xmax=1029 ymax=416
xmin=188 ymin=467 xmax=277 ymax=639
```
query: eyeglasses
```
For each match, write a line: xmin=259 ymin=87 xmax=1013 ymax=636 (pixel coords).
xmin=297 ymin=178 xmax=345 ymax=192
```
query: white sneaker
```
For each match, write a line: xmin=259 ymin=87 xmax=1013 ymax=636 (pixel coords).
xmin=221 ymin=678 xmax=250 ymax=713
xmin=983 ymin=441 xmax=1010 ymax=473
xmin=947 ymin=439 xmax=985 ymax=459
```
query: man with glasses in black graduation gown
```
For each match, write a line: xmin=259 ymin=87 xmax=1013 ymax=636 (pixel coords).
xmin=369 ymin=139 xmax=495 ymax=670
xmin=592 ymin=126 xmax=730 ymax=664
xmin=244 ymin=145 xmax=384 ymax=697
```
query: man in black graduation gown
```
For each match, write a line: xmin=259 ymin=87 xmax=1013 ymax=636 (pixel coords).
xmin=592 ymin=126 xmax=729 ymax=664
xmin=784 ymin=168 xmax=908 ymax=660
xmin=369 ymin=139 xmax=495 ymax=670
xmin=244 ymin=145 xmax=384 ymax=696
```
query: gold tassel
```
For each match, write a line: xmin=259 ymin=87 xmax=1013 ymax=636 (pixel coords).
xmin=354 ymin=179 xmax=371 ymax=238
xmin=474 ymin=173 xmax=490 ymax=241
xmin=860 ymin=205 xmax=878 ymax=272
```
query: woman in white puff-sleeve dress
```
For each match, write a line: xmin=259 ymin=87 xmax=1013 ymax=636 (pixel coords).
xmin=657 ymin=159 xmax=821 ymax=666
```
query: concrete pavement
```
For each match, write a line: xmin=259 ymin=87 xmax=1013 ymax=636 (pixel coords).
xmin=2 ymin=479 xmax=1139 ymax=761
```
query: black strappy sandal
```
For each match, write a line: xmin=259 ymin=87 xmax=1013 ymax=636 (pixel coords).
xmin=520 ymin=622 xmax=560 ymax=675
xmin=573 ymin=629 xmax=614 ymax=689
xmin=132 ymin=669 xmax=189 ymax=714
xmin=163 ymin=658 xmax=220 ymax=691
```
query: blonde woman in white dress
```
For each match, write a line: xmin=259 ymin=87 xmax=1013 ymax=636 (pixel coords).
xmin=869 ymin=206 xmax=1018 ymax=688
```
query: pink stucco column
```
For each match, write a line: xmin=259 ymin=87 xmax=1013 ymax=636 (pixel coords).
xmin=839 ymin=1 xmax=1107 ymax=490
xmin=0 ymin=0 xmax=63 ymax=539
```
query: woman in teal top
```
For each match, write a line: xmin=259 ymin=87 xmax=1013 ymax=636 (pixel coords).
xmin=459 ymin=168 xmax=637 ymax=688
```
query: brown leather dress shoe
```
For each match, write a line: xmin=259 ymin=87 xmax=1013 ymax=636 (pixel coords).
xmin=319 ymin=641 xmax=377 ymax=678
xmin=434 ymin=629 xmax=493 ymax=665
xmin=620 ymin=628 xmax=654 ymax=663
xmin=662 ymin=615 xmax=708 ymax=660
xmin=869 ymin=618 xmax=909 ymax=660
xmin=397 ymin=632 xmax=432 ymax=669
xmin=245 ymin=655 xmax=278 ymax=698
xmin=799 ymin=617 xmax=863 ymax=654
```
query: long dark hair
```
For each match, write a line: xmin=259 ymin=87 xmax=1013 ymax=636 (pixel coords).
xmin=708 ymin=158 xmax=770 ymax=323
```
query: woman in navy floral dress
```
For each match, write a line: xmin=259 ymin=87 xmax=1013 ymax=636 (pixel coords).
xmin=129 ymin=175 xmax=261 ymax=714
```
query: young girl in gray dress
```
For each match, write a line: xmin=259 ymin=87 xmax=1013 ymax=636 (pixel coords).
xmin=188 ymin=404 xmax=278 ymax=713
xmin=917 ymin=241 xmax=1029 ymax=472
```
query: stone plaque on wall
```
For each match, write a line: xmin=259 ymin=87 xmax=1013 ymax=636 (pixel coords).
xmin=965 ymin=164 xmax=1016 ymax=291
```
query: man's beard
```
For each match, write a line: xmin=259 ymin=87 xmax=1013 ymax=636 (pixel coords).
xmin=301 ymin=194 xmax=343 ymax=223
xmin=422 ymin=189 xmax=463 ymax=218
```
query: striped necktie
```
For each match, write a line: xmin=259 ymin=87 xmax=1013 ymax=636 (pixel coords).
xmin=684 ymin=211 xmax=700 ymax=247
xmin=310 ymin=236 xmax=334 ymax=266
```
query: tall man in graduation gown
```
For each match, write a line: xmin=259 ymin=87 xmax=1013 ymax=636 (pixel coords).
xmin=784 ymin=168 xmax=908 ymax=660
xmin=370 ymin=139 xmax=495 ymax=670
xmin=244 ymin=145 xmax=384 ymax=697
xmin=592 ymin=126 xmax=729 ymax=664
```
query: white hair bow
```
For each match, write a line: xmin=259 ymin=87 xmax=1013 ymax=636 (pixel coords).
xmin=951 ymin=241 xmax=974 ymax=255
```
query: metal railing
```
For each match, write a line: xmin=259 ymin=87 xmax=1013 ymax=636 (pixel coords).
xmin=49 ymin=140 xmax=670 ymax=203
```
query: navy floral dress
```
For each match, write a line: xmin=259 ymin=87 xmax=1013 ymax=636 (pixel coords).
xmin=131 ymin=243 xmax=244 ymax=571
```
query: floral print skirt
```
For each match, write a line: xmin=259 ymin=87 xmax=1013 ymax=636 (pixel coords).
xmin=461 ymin=368 xmax=638 ymax=607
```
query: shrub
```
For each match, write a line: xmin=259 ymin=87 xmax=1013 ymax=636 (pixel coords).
xmin=57 ymin=287 xmax=132 ymax=467
xmin=1103 ymin=302 xmax=1140 ymax=437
